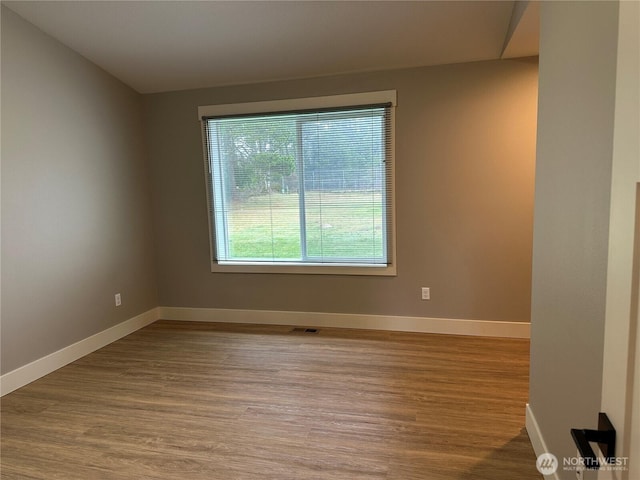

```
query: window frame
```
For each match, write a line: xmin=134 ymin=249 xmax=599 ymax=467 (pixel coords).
xmin=198 ymin=91 xmax=397 ymax=276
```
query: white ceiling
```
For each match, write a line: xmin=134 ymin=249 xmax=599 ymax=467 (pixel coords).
xmin=4 ymin=1 xmax=539 ymax=94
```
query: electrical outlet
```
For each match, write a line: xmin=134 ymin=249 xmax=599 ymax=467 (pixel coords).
xmin=421 ymin=287 xmax=430 ymax=300
xmin=115 ymin=293 xmax=122 ymax=307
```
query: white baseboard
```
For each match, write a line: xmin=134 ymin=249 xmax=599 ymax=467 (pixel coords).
xmin=158 ymin=306 xmax=530 ymax=338
xmin=526 ymin=403 xmax=561 ymax=480
xmin=0 ymin=307 xmax=160 ymax=396
xmin=1 ymin=306 xmax=529 ymax=397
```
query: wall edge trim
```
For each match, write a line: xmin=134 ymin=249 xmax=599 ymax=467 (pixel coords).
xmin=0 ymin=307 xmax=160 ymax=396
xmin=1 ymin=307 xmax=531 ymax=397
xmin=158 ymin=306 xmax=530 ymax=338
xmin=526 ymin=403 xmax=561 ymax=480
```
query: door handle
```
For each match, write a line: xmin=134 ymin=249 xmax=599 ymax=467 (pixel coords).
xmin=570 ymin=412 xmax=616 ymax=470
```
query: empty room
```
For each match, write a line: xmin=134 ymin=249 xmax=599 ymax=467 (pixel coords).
xmin=1 ymin=1 xmax=638 ymax=479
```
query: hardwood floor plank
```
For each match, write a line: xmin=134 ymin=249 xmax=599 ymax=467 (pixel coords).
xmin=1 ymin=321 xmax=541 ymax=479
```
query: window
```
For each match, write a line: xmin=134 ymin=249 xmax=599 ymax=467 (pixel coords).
xmin=199 ymin=91 xmax=396 ymax=275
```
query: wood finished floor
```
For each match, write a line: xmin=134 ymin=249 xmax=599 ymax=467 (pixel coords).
xmin=1 ymin=321 xmax=541 ymax=479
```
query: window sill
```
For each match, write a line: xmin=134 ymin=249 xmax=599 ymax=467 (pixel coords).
xmin=210 ymin=261 xmax=397 ymax=276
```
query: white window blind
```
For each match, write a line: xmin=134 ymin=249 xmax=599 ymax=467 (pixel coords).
xmin=200 ymin=92 xmax=395 ymax=271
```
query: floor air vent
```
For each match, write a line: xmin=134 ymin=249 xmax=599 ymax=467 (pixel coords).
xmin=291 ymin=327 xmax=319 ymax=334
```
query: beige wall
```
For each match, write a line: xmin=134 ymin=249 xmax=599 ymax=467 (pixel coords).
xmin=1 ymin=7 xmax=158 ymax=374
xmin=529 ymin=1 xmax=619 ymax=474
xmin=144 ymin=59 xmax=538 ymax=321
